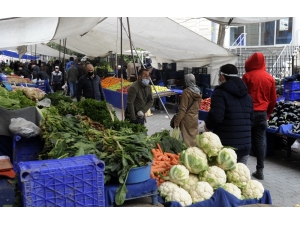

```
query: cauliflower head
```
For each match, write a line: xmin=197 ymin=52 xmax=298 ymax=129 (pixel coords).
xmin=158 ymin=181 xmax=180 ymax=197
xmin=226 ymin=163 xmax=251 ymax=188
xmin=220 ymin=183 xmax=242 ymax=199
xmin=179 ymin=147 xmax=209 ymax=174
xmin=168 ymin=165 xmax=189 ymax=186
xmin=216 ymin=147 xmax=237 ymax=171
xmin=182 ymin=174 xmax=199 ymax=193
xmin=196 ymin=132 xmax=223 ymax=157
xmin=165 ymin=187 xmax=193 ymax=206
xmin=199 ymin=165 xmax=227 ymax=189
xmin=242 ymin=180 xmax=264 ymax=200
xmin=189 ymin=181 xmax=214 ymax=203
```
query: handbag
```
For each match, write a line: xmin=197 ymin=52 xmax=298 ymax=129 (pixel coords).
xmin=170 ymin=100 xmax=195 ymax=128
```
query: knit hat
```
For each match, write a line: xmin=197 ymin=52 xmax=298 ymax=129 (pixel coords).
xmin=220 ymin=64 xmax=238 ymax=77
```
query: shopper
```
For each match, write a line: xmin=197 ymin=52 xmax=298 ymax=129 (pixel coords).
xmin=125 ymin=68 xmax=154 ymax=125
xmin=51 ymin=66 xmax=63 ymax=92
xmin=31 ymin=62 xmax=40 ymax=80
xmin=76 ymin=63 xmax=106 ymax=102
xmin=174 ymin=73 xmax=202 ymax=147
xmin=66 ymin=62 xmax=79 ymax=99
xmin=201 ymin=64 xmax=253 ymax=164
xmin=18 ymin=63 xmax=31 ymax=79
xmin=242 ymin=52 xmax=277 ymax=180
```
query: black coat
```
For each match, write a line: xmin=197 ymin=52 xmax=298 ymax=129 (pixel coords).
xmin=76 ymin=74 xmax=106 ymax=102
xmin=205 ymin=77 xmax=253 ymax=158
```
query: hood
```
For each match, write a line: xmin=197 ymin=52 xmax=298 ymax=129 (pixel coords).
xmin=217 ymin=77 xmax=248 ymax=98
xmin=245 ymin=52 xmax=266 ymax=72
xmin=186 ymin=88 xmax=202 ymax=101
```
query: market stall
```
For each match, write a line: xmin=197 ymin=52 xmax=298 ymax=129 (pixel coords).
xmin=0 ymin=78 xmax=272 ymax=207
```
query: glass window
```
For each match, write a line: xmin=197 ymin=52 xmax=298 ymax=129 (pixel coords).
xmin=276 ymin=17 xmax=293 ymax=44
xmin=229 ymin=26 xmax=244 ymax=46
xmin=245 ymin=24 xmax=259 ymax=46
xmin=261 ymin=21 xmax=275 ymax=45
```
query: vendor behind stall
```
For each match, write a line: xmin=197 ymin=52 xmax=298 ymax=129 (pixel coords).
xmin=125 ymin=68 xmax=154 ymax=125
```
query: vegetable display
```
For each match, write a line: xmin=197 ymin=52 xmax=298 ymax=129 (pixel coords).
xmin=158 ymin=131 xmax=266 ymax=206
xmin=0 ymin=86 xmax=36 ymax=109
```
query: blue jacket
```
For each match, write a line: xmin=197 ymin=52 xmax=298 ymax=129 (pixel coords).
xmin=205 ymin=77 xmax=253 ymax=158
xmin=76 ymin=74 xmax=105 ymax=102
xmin=66 ymin=60 xmax=78 ymax=71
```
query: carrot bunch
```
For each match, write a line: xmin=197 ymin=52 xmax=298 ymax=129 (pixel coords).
xmin=151 ymin=143 xmax=180 ymax=186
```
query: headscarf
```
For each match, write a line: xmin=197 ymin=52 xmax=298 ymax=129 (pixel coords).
xmin=184 ymin=73 xmax=200 ymax=94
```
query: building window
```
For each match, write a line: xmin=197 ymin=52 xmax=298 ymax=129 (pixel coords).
xmin=261 ymin=21 xmax=275 ymax=45
xmin=275 ymin=17 xmax=293 ymax=44
xmin=245 ymin=24 xmax=259 ymax=46
xmin=229 ymin=26 xmax=244 ymax=46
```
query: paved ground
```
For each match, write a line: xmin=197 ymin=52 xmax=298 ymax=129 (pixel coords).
xmin=113 ymin=106 xmax=300 ymax=207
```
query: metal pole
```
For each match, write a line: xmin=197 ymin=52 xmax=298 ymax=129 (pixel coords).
xmin=59 ymin=39 xmax=61 ymax=62
xmin=123 ymin=18 xmax=171 ymax=120
xmin=34 ymin=44 xmax=36 ymax=61
xmin=126 ymin=17 xmax=138 ymax=78
xmin=120 ymin=17 xmax=124 ymax=121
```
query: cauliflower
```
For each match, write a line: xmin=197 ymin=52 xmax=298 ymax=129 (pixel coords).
xmin=196 ymin=132 xmax=223 ymax=157
xmin=182 ymin=174 xmax=199 ymax=193
xmin=162 ymin=165 xmax=189 ymax=186
xmin=242 ymin=180 xmax=264 ymax=200
xmin=158 ymin=181 xmax=180 ymax=197
xmin=226 ymin=163 xmax=251 ymax=188
xmin=199 ymin=165 xmax=227 ymax=189
xmin=189 ymin=181 xmax=214 ymax=203
xmin=179 ymin=147 xmax=209 ymax=174
xmin=165 ymin=187 xmax=193 ymax=206
xmin=216 ymin=147 xmax=237 ymax=171
xmin=220 ymin=183 xmax=242 ymax=199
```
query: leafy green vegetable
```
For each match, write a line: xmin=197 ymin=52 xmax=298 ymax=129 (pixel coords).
xmin=43 ymin=91 xmax=73 ymax=106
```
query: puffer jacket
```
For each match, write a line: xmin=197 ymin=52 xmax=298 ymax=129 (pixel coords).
xmin=205 ymin=77 xmax=253 ymax=158
xmin=76 ymin=74 xmax=105 ymax=101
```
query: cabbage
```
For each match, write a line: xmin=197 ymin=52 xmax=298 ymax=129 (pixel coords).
xmin=196 ymin=132 xmax=223 ymax=157
xmin=216 ymin=147 xmax=237 ymax=171
xmin=179 ymin=147 xmax=209 ymax=174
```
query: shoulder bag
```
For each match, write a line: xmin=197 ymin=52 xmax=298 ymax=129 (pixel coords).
xmin=170 ymin=100 xmax=195 ymax=128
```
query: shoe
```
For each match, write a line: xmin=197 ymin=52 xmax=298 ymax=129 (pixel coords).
xmin=252 ymin=168 xmax=264 ymax=180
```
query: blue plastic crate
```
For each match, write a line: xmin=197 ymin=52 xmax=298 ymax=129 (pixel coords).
xmin=283 ymin=90 xmax=300 ymax=101
xmin=18 ymin=154 xmax=105 ymax=207
xmin=13 ymin=135 xmax=44 ymax=171
xmin=284 ymin=81 xmax=300 ymax=91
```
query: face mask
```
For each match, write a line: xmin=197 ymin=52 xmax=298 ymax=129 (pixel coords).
xmin=19 ymin=67 xmax=22 ymax=70
xmin=141 ymin=78 xmax=150 ymax=86
xmin=87 ymin=72 xmax=94 ymax=77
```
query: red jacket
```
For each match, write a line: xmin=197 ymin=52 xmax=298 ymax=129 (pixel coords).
xmin=242 ymin=52 xmax=277 ymax=119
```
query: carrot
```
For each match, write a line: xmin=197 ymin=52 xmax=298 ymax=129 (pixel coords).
xmin=156 ymin=143 xmax=163 ymax=154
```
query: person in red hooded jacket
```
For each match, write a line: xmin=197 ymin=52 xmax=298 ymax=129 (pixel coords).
xmin=242 ymin=52 xmax=277 ymax=180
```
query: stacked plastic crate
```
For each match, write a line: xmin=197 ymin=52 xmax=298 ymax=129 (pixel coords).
xmin=18 ymin=154 xmax=105 ymax=207
xmin=283 ymin=81 xmax=300 ymax=101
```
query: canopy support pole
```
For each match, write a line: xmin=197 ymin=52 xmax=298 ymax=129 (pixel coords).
xmin=123 ymin=18 xmax=171 ymax=120
xmin=126 ymin=17 xmax=138 ymax=78
xmin=120 ymin=17 xmax=124 ymax=121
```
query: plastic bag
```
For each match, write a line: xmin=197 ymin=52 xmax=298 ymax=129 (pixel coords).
xmin=291 ymin=139 xmax=300 ymax=150
xmin=37 ymin=98 xmax=51 ymax=107
xmin=171 ymin=127 xmax=181 ymax=140
xmin=9 ymin=118 xmax=41 ymax=138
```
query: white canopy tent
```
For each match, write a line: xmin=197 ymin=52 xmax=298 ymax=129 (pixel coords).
xmin=0 ymin=17 xmax=240 ymax=85
xmin=50 ymin=17 xmax=238 ymax=86
xmin=205 ymin=17 xmax=284 ymax=26
xmin=0 ymin=43 xmax=72 ymax=60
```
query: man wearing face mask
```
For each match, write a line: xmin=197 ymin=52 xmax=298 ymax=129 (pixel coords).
xmin=76 ymin=63 xmax=106 ymax=102
xmin=201 ymin=64 xmax=253 ymax=165
xmin=125 ymin=68 xmax=154 ymax=125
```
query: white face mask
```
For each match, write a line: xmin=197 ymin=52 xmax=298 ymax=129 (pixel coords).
xmin=141 ymin=78 xmax=150 ymax=86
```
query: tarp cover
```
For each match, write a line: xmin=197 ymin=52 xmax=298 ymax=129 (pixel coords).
xmin=205 ymin=17 xmax=284 ymax=26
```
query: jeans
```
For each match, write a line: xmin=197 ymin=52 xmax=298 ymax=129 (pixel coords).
xmin=68 ymin=81 xmax=77 ymax=98
xmin=251 ymin=111 xmax=268 ymax=169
